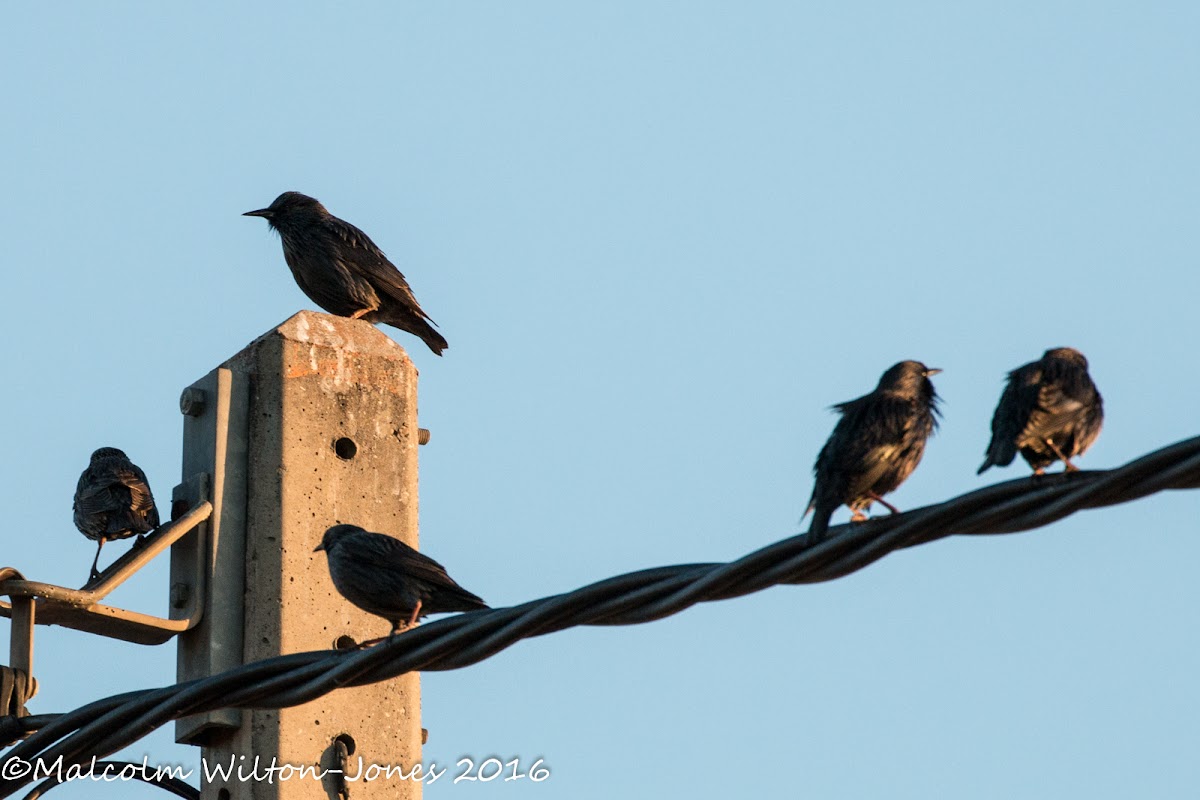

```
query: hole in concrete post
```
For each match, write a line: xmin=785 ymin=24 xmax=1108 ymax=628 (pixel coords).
xmin=333 ymin=437 xmax=357 ymax=460
xmin=218 ymin=790 xmax=231 ymax=800
xmin=333 ymin=635 xmax=358 ymax=651
xmin=321 ymin=734 xmax=358 ymax=799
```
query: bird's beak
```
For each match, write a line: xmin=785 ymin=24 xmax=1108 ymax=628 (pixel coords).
xmin=243 ymin=208 xmax=273 ymax=218
xmin=925 ymin=368 xmax=943 ymax=376
xmin=313 ymin=543 xmax=325 ymax=553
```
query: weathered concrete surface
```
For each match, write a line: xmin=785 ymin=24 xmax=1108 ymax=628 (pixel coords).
xmin=180 ymin=311 xmax=423 ymax=800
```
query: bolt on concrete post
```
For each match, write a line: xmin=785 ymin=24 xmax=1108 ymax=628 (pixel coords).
xmin=175 ymin=311 xmax=424 ymax=800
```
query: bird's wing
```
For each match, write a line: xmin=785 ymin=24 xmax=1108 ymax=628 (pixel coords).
xmin=806 ymin=434 xmax=838 ymax=516
xmin=1020 ymin=381 xmax=1087 ymax=448
xmin=73 ymin=470 xmax=115 ymax=537
xmin=397 ymin=545 xmax=472 ymax=593
xmin=362 ymin=534 xmax=467 ymax=593
xmin=841 ymin=396 xmax=930 ymax=493
xmin=324 ymin=216 xmax=436 ymax=324
xmin=981 ymin=364 xmax=1042 ymax=468
xmin=72 ymin=471 xmax=91 ymax=515
xmin=115 ymin=462 xmax=161 ymax=527
xmin=78 ymin=460 xmax=160 ymax=534
xmin=1073 ymin=391 xmax=1104 ymax=455
xmin=73 ymin=485 xmax=112 ymax=517
xmin=808 ymin=396 xmax=867 ymax=506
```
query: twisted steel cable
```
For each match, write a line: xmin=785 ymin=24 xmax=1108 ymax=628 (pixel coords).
xmin=1 ymin=434 xmax=1197 ymax=798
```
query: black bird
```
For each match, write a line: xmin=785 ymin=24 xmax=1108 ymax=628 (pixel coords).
xmin=978 ymin=347 xmax=1103 ymax=475
xmin=805 ymin=361 xmax=942 ymax=542
xmin=244 ymin=192 xmax=448 ymax=355
xmin=73 ymin=448 xmax=160 ymax=580
xmin=314 ymin=524 xmax=488 ymax=635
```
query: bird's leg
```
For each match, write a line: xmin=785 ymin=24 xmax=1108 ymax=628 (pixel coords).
xmin=88 ymin=538 xmax=107 ymax=581
xmin=1032 ymin=467 xmax=1046 ymax=476
xmin=849 ymin=510 xmax=869 ymax=522
xmin=355 ymin=625 xmax=404 ymax=648
xmin=868 ymin=493 xmax=901 ymax=515
xmin=350 ymin=308 xmax=372 ymax=320
xmin=131 ymin=534 xmax=149 ymax=551
xmin=354 ymin=620 xmax=414 ymax=649
xmin=406 ymin=600 xmax=423 ymax=629
xmin=1044 ymin=438 xmax=1078 ymax=471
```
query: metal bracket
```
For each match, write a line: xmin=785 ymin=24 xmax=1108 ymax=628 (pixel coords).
xmin=175 ymin=367 xmax=250 ymax=745
xmin=0 ymin=490 xmax=213 ymax=677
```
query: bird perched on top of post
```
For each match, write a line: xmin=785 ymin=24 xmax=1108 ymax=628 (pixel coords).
xmin=978 ymin=347 xmax=1103 ymax=475
xmin=73 ymin=447 xmax=160 ymax=581
xmin=244 ymin=191 xmax=449 ymax=355
xmin=805 ymin=361 xmax=942 ymax=543
xmin=314 ymin=524 xmax=488 ymax=637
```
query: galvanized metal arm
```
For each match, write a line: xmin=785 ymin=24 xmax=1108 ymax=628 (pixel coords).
xmin=0 ymin=498 xmax=213 ymax=685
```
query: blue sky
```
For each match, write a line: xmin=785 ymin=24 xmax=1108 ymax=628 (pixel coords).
xmin=2 ymin=3 xmax=1198 ymax=797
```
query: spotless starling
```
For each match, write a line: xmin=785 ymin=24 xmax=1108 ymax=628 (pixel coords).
xmin=805 ymin=361 xmax=941 ymax=542
xmin=73 ymin=447 xmax=160 ymax=581
xmin=315 ymin=524 xmax=488 ymax=635
xmin=245 ymin=192 xmax=448 ymax=355
xmin=978 ymin=347 xmax=1103 ymax=475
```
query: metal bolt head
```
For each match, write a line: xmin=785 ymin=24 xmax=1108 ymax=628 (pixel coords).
xmin=170 ymin=582 xmax=191 ymax=609
xmin=179 ymin=387 xmax=207 ymax=417
xmin=418 ymin=428 xmax=431 ymax=445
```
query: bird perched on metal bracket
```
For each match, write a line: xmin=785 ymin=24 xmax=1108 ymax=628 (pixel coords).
xmin=978 ymin=347 xmax=1103 ymax=475
xmin=805 ymin=361 xmax=942 ymax=542
xmin=314 ymin=524 xmax=488 ymax=636
xmin=73 ymin=447 xmax=160 ymax=581
xmin=244 ymin=191 xmax=448 ymax=355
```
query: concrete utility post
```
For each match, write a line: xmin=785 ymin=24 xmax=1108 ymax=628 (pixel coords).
xmin=172 ymin=311 xmax=425 ymax=800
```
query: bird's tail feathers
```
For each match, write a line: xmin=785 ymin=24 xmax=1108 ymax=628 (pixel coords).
xmin=978 ymin=443 xmax=1016 ymax=475
xmin=444 ymin=584 xmax=488 ymax=612
xmin=807 ymin=505 xmax=833 ymax=543
xmin=419 ymin=325 xmax=449 ymax=356
xmin=381 ymin=312 xmax=448 ymax=356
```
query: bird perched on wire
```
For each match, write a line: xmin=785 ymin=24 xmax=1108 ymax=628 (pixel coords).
xmin=314 ymin=524 xmax=488 ymax=636
xmin=978 ymin=347 xmax=1103 ymax=475
xmin=805 ymin=361 xmax=942 ymax=542
xmin=244 ymin=191 xmax=448 ymax=355
xmin=73 ymin=448 xmax=160 ymax=581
